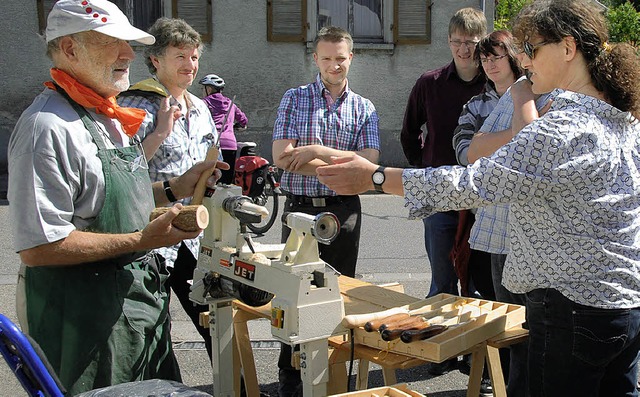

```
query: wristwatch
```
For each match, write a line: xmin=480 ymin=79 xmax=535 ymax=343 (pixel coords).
xmin=163 ymin=179 xmax=177 ymax=202
xmin=372 ymin=166 xmax=386 ymax=193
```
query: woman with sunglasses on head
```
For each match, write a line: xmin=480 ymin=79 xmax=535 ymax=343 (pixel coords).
xmin=318 ymin=0 xmax=640 ymax=394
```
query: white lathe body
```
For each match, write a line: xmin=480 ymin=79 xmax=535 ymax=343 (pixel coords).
xmin=190 ymin=185 xmax=346 ymax=396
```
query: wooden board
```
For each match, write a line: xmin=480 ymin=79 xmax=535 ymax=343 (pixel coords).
xmin=330 ymin=384 xmax=425 ymax=397
xmin=350 ymin=293 xmax=525 ymax=363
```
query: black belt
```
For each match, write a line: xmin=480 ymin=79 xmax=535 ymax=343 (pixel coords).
xmin=285 ymin=193 xmax=345 ymax=208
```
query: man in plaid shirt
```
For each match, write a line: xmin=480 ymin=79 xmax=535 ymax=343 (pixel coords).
xmin=272 ymin=26 xmax=380 ymax=396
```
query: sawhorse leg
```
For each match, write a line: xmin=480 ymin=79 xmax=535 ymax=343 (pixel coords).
xmin=467 ymin=343 xmax=487 ymax=397
xmin=354 ymin=359 xmax=396 ymax=390
xmin=467 ymin=342 xmax=507 ymax=397
xmin=299 ymin=339 xmax=329 ymax=397
xmin=209 ymin=301 xmax=235 ymax=397
xmin=232 ymin=309 xmax=261 ymax=397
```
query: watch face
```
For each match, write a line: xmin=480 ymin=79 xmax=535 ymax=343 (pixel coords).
xmin=373 ymin=171 xmax=384 ymax=184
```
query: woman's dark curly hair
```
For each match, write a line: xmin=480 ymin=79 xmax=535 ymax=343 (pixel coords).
xmin=513 ymin=0 xmax=640 ymax=118
xmin=474 ymin=30 xmax=524 ymax=85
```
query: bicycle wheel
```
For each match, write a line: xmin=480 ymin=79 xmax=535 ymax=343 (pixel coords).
xmin=247 ymin=175 xmax=279 ymax=234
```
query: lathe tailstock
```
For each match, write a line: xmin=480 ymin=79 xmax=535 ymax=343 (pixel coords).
xmin=189 ymin=185 xmax=346 ymax=396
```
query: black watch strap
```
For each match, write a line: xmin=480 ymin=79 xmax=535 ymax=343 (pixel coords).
xmin=163 ymin=179 xmax=177 ymax=202
xmin=372 ymin=166 xmax=386 ymax=193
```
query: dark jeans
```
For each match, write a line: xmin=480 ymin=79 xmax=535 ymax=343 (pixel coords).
xmin=423 ymin=211 xmax=459 ymax=296
xmin=278 ymin=194 xmax=361 ymax=396
xmin=491 ymin=253 xmax=528 ymax=397
xmin=526 ymin=288 xmax=640 ymax=396
xmin=166 ymin=243 xmax=213 ymax=359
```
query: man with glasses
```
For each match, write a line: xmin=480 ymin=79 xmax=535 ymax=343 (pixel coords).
xmin=400 ymin=6 xmax=487 ymax=376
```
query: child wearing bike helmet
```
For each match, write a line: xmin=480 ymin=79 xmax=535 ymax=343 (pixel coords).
xmin=200 ymin=74 xmax=248 ymax=184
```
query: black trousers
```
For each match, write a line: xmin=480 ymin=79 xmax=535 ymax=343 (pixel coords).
xmin=278 ymin=194 xmax=362 ymax=397
xmin=166 ymin=243 xmax=213 ymax=360
xmin=220 ymin=149 xmax=237 ymax=185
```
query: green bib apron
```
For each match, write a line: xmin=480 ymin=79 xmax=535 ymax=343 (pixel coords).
xmin=23 ymin=92 xmax=181 ymax=395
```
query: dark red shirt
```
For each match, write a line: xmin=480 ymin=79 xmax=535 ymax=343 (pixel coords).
xmin=401 ymin=61 xmax=486 ymax=167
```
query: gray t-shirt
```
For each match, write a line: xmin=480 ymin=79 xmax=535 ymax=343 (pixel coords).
xmin=8 ymin=89 xmax=130 ymax=252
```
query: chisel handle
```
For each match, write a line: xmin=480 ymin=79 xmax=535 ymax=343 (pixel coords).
xmin=400 ymin=324 xmax=449 ymax=343
xmin=342 ymin=307 xmax=408 ymax=329
xmin=380 ymin=320 xmax=433 ymax=341
xmin=383 ymin=315 xmax=428 ymax=331
xmin=365 ymin=313 xmax=410 ymax=332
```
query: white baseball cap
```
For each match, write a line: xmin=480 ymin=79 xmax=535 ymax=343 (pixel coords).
xmin=45 ymin=0 xmax=155 ymax=45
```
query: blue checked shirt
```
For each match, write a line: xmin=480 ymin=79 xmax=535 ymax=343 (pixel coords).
xmin=273 ymin=75 xmax=380 ymax=197
xmin=403 ymin=91 xmax=640 ymax=308
xmin=460 ymin=79 xmax=556 ymax=254
xmin=118 ymin=89 xmax=218 ymax=267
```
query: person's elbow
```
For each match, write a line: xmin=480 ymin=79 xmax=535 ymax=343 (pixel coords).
xmin=466 ymin=140 xmax=484 ymax=164
xmin=273 ymin=156 xmax=288 ymax=170
xmin=456 ymin=146 xmax=470 ymax=166
xmin=272 ymin=149 xmax=288 ymax=170
xmin=19 ymin=247 xmax=45 ymax=267
xmin=272 ymin=140 xmax=294 ymax=170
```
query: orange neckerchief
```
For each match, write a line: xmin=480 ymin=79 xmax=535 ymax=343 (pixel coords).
xmin=45 ymin=68 xmax=145 ymax=137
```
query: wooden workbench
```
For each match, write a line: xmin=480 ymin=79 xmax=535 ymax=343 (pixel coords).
xmin=203 ymin=276 xmax=527 ymax=396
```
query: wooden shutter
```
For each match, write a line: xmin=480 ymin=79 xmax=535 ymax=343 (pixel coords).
xmin=37 ymin=0 xmax=59 ymax=34
xmin=394 ymin=0 xmax=431 ymax=44
xmin=267 ymin=0 xmax=307 ymax=42
xmin=172 ymin=0 xmax=213 ymax=43
xmin=131 ymin=2 xmax=162 ymax=32
xmin=110 ymin=0 xmax=162 ymax=32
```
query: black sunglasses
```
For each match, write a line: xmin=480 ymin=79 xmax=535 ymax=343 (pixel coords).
xmin=522 ymin=41 xmax=550 ymax=59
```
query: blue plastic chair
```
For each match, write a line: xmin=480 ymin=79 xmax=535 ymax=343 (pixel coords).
xmin=0 ymin=313 xmax=213 ymax=397
xmin=0 ymin=313 xmax=64 ymax=397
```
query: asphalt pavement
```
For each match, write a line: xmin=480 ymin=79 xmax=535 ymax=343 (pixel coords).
xmin=0 ymin=195 xmax=475 ymax=397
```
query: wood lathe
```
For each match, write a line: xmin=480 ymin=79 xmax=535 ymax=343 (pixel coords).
xmin=189 ymin=184 xmax=346 ymax=397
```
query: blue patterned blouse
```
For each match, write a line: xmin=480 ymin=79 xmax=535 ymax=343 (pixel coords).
xmin=404 ymin=91 xmax=640 ymax=308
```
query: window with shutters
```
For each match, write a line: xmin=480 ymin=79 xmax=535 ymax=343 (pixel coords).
xmin=170 ymin=0 xmax=212 ymax=43
xmin=37 ymin=0 xmax=212 ymax=43
xmin=267 ymin=0 xmax=430 ymax=46
xmin=317 ymin=0 xmax=384 ymax=42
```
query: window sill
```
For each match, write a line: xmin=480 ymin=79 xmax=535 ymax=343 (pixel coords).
xmin=306 ymin=42 xmax=395 ymax=54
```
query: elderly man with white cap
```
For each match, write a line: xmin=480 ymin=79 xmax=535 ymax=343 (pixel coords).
xmin=7 ymin=0 xmax=226 ymax=394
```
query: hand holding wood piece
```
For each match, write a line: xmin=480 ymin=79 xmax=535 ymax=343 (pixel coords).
xmin=149 ymin=205 xmax=209 ymax=232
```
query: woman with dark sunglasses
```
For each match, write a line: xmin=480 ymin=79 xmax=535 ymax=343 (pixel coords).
xmin=318 ymin=1 xmax=640 ymax=395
